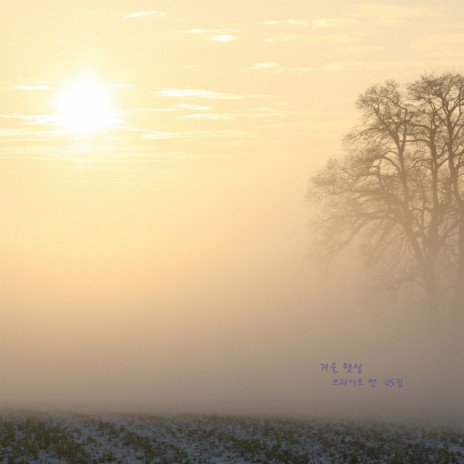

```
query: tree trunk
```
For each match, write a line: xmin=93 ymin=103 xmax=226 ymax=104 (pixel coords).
xmin=452 ymin=217 xmax=464 ymax=331
xmin=422 ymin=248 xmax=443 ymax=341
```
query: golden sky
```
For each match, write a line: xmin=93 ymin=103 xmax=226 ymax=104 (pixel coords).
xmin=1 ymin=1 xmax=463 ymax=416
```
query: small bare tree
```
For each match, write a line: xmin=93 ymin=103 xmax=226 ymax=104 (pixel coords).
xmin=309 ymin=73 xmax=464 ymax=334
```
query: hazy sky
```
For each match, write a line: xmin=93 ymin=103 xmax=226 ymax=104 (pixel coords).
xmin=1 ymin=1 xmax=463 ymax=419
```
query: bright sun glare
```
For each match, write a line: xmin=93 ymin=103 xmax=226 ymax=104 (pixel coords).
xmin=55 ymin=73 xmax=117 ymax=134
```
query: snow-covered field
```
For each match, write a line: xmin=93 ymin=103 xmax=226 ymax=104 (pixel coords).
xmin=0 ymin=411 xmax=463 ymax=463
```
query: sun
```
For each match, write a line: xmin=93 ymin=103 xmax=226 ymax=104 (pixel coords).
xmin=54 ymin=73 xmax=117 ymax=134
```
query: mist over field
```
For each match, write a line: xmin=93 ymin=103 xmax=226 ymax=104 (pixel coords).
xmin=2 ymin=224 xmax=461 ymax=422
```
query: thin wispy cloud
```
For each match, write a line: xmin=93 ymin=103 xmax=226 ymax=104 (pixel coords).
xmin=179 ymin=106 xmax=325 ymax=122
xmin=184 ymin=29 xmax=209 ymax=34
xmin=0 ymin=114 xmax=54 ymax=125
xmin=411 ymin=32 xmax=464 ymax=58
xmin=290 ymin=67 xmax=315 ymax=73
xmin=0 ymin=114 xmax=32 ymax=120
xmin=243 ymin=62 xmax=285 ymax=73
xmin=158 ymin=88 xmax=240 ymax=100
xmin=262 ymin=20 xmax=279 ymax=26
xmin=243 ymin=63 xmax=314 ymax=74
xmin=137 ymin=130 xmax=186 ymax=140
xmin=184 ymin=110 xmax=269 ymax=121
xmin=0 ymin=114 xmax=65 ymax=146
xmin=127 ymin=104 xmax=214 ymax=115
xmin=312 ymin=19 xmax=333 ymax=28
xmin=209 ymin=34 xmax=239 ymax=42
xmin=182 ymin=113 xmax=236 ymax=120
xmin=249 ymin=62 xmax=280 ymax=70
xmin=322 ymin=59 xmax=436 ymax=72
xmin=287 ymin=19 xmax=308 ymax=26
xmin=129 ymin=107 xmax=177 ymax=114
xmin=184 ymin=28 xmax=237 ymax=34
xmin=174 ymin=104 xmax=212 ymax=111
xmin=324 ymin=61 xmax=366 ymax=71
xmin=262 ymin=19 xmax=308 ymax=26
xmin=123 ymin=11 xmax=166 ymax=19
xmin=0 ymin=128 xmax=27 ymax=137
xmin=13 ymin=83 xmax=50 ymax=91
xmin=183 ymin=29 xmax=239 ymax=42
xmin=352 ymin=2 xmax=436 ymax=24
xmin=108 ymin=83 xmax=133 ymax=89
xmin=138 ymin=128 xmax=254 ymax=140
xmin=338 ymin=45 xmax=386 ymax=53
xmin=263 ymin=35 xmax=297 ymax=43
xmin=312 ymin=18 xmax=355 ymax=28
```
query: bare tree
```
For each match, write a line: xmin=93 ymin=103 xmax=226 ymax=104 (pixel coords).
xmin=309 ymin=73 xmax=464 ymax=334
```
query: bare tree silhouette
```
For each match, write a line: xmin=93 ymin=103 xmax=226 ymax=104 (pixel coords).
xmin=309 ymin=73 xmax=464 ymax=336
